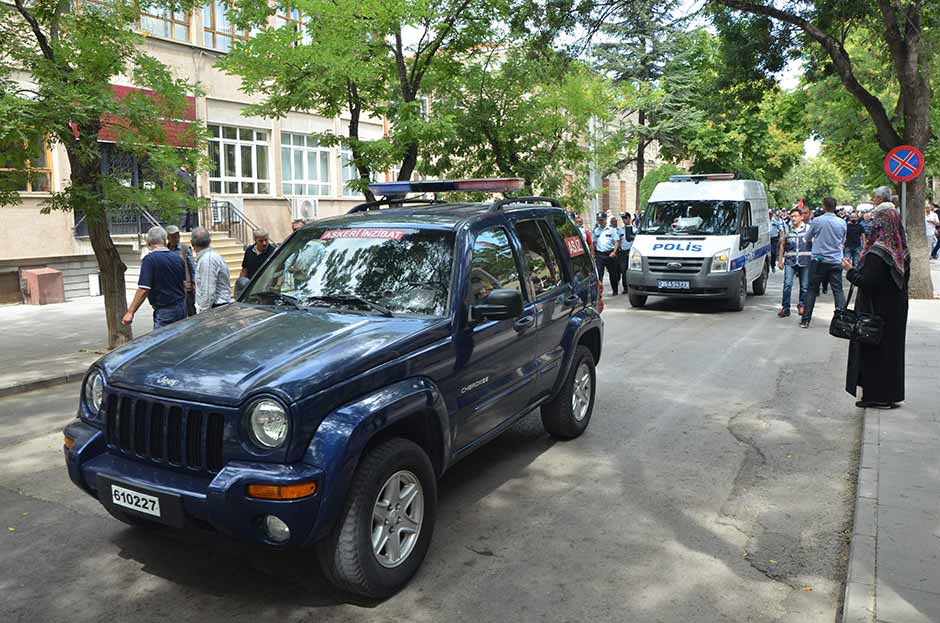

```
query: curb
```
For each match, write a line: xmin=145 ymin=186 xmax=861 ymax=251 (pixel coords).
xmin=841 ymin=408 xmax=880 ymax=623
xmin=0 ymin=367 xmax=90 ymax=399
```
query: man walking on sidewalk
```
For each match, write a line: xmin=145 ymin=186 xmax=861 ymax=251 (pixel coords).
xmin=777 ymin=207 xmax=811 ymax=317
xmin=166 ymin=225 xmax=196 ymax=317
xmin=800 ymin=197 xmax=847 ymax=328
xmin=122 ymin=226 xmax=186 ymax=328
xmin=191 ymin=227 xmax=232 ymax=313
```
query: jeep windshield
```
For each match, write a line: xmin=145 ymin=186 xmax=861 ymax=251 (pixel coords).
xmin=639 ymin=200 xmax=745 ymax=235
xmin=243 ymin=226 xmax=454 ymax=317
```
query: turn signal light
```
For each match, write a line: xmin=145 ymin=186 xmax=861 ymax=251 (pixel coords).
xmin=247 ymin=482 xmax=317 ymax=500
xmin=64 ymin=434 xmax=75 ymax=449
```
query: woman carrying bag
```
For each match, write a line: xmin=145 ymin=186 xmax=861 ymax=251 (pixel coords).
xmin=841 ymin=205 xmax=910 ymax=409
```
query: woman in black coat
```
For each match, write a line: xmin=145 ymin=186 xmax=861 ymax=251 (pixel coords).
xmin=842 ymin=205 xmax=910 ymax=409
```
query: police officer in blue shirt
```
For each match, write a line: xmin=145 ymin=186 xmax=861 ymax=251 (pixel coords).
xmin=618 ymin=213 xmax=636 ymax=292
xmin=593 ymin=213 xmax=621 ymax=295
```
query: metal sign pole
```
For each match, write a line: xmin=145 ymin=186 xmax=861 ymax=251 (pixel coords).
xmin=900 ymin=181 xmax=906 ymax=223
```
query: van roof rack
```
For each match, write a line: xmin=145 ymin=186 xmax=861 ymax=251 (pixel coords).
xmin=668 ymin=173 xmax=736 ymax=183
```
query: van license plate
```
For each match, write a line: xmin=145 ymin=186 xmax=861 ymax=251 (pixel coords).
xmin=111 ymin=484 xmax=161 ymax=517
xmin=658 ymin=280 xmax=690 ymax=290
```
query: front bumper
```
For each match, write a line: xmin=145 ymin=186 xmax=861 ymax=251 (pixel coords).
xmin=625 ymin=267 xmax=741 ymax=298
xmin=64 ymin=420 xmax=325 ymax=547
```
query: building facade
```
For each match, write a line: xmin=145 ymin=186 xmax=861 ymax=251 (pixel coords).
xmin=0 ymin=2 xmax=386 ymax=302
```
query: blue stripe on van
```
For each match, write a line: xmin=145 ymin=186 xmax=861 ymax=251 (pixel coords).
xmin=730 ymin=244 xmax=771 ymax=270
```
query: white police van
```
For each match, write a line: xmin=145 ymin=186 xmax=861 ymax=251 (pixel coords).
xmin=626 ymin=174 xmax=770 ymax=311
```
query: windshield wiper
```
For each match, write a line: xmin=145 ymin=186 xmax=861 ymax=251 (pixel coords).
xmin=248 ymin=290 xmax=304 ymax=311
xmin=305 ymin=294 xmax=394 ymax=317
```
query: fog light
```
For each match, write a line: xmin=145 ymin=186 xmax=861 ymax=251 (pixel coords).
xmin=64 ymin=434 xmax=75 ymax=449
xmin=263 ymin=515 xmax=290 ymax=543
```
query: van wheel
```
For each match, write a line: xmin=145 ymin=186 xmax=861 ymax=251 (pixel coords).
xmin=728 ymin=272 xmax=746 ymax=312
xmin=316 ymin=438 xmax=437 ymax=599
xmin=752 ymin=260 xmax=769 ymax=296
xmin=628 ymin=293 xmax=647 ymax=307
xmin=541 ymin=345 xmax=596 ymax=439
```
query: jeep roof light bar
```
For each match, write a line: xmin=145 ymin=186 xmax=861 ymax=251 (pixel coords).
xmin=668 ymin=173 xmax=736 ymax=183
xmin=490 ymin=196 xmax=562 ymax=212
xmin=367 ymin=178 xmax=526 ymax=196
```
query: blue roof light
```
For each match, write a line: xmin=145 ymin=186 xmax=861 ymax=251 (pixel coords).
xmin=368 ymin=178 xmax=525 ymax=195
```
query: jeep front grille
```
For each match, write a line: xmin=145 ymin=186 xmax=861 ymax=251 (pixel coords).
xmin=105 ymin=392 xmax=225 ymax=473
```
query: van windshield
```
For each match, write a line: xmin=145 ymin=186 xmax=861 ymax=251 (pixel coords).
xmin=640 ymin=200 xmax=745 ymax=235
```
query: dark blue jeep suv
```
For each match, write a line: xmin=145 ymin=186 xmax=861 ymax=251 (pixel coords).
xmin=64 ymin=179 xmax=604 ymax=598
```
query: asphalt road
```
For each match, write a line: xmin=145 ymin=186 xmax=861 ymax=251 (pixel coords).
xmin=0 ymin=272 xmax=861 ymax=623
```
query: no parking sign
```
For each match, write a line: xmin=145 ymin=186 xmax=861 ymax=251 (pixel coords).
xmin=883 ymin=145 xmax=924 ymax=182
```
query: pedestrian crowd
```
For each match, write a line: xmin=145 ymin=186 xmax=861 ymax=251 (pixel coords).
xmin=121 ymin=220 xmax=309 ymax=329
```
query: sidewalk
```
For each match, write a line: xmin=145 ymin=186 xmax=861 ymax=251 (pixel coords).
xmin=843 ymin=263 xmax=940 ymax=623
xmin=0 ymin=296 xmax=152 ymax=396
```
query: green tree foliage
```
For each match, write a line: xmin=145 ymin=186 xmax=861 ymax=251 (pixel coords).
xmin=638 ymin=162 xmax=685 ymax=211
xmin=709 ymin=0 xmax=937 ymax=297
xmin=0 ymin=0 xmax=206 ymax=347
xmin=222 ymin=0 xmax=509 ymax=200
xmin=423 ymin=47 xmax=617 ymax=207
xmin=777 ymin=157 xmax=854 ymax=209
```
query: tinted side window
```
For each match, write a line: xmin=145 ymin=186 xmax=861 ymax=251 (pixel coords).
xmin=515 ymin=220 xmax=562 ymax=297
xmin=467 ymin=228 xmax=523 ymax=304
xmin=552 ymin=214 xmax=594 ymax=281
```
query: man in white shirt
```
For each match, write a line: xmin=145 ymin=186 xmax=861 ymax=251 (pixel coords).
xmin=191 ymin=227 xmax=232 ymax=313
xmin=925 ymin=204 xmax=939 ymax=260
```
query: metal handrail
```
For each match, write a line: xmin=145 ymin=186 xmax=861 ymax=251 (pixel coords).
xmin=200 ymin=200 xmax=262 ymax=248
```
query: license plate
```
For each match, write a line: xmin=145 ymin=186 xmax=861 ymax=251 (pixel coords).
xmin=658 ymin=280 xmax=690 ymax=290
xmin=110 ymin=484 xmax=161 ymax=517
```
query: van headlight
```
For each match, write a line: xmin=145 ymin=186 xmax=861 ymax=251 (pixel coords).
xmin=83 ymin=369 xmax=104 ymax=414
xmin=711 ymin=249 xmax=731 ymax=273
xmin=629 ymin=248 xmax=643 ymax=271
xmin=247 ymin=399 xmax=289 ymax=449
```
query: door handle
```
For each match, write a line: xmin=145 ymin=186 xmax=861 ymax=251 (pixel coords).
xmin=513 ymin=315 xmax=535 ymax=331
xmin=563 ymin=294 xmax=582 ymax=307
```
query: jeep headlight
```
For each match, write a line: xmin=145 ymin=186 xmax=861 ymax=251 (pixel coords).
xmin=248 ymin=399 xmax=289 ymax=449
xmin=84 ymin=369 xmax=104 ymax=414
xmin=711 ymin=249 xmax=731 ymax=273
xmin=629 ymin=248 xmax=643 ymax=271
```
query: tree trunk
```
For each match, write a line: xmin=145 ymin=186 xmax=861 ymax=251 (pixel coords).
xmin=346 ymin=81 xmax=376 ymax=203
xmin=635 ymin=110 xmax=646 ymax=213
xmin=66 ymin=144 xmax=132 ymax=349
xmin=397 ymin=142 xmax=419 ymax=182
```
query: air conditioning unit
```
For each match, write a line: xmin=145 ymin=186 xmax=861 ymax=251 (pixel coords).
xmin=289 ymin=196 xmax=319 ymax=221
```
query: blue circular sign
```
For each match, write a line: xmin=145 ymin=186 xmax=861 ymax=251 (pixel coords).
xmin=884 ymin=145 xmax=924 ymax=182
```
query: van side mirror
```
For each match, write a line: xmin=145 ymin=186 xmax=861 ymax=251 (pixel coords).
xmin=745 ymin=226 xmax=759 ymax=243
xmin=234 ymin=277 xmax=251 ymax=299
xmin=470 ymin=289 xmax=524 ymax=322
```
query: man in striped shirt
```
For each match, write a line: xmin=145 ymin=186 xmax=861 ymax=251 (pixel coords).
xmin=191 ymin=227 xmax=232 ymax=313
xmin=777 ymin=207 xmax=812 ymax=318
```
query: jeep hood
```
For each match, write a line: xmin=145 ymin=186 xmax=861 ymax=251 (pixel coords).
xmin=99 ymin=304 xmax=444 ymax=406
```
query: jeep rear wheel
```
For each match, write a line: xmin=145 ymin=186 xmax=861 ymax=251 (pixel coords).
xmin=541 ymin=345 xmax=596 ymax=439
xmin=317 ymin=438 xmax=437 ymax=599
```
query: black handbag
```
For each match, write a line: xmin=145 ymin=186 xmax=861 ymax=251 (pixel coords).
xmin=829 ymin=283 xmax=884 ymax=345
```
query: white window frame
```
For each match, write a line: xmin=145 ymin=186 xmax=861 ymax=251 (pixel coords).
xmin=207 ymin=124 xmax=271 ymax=196
xmin=281 ymin=132 xmax=332 ymax=196
xmin=341 ymin=147 xmax=379 ymax=197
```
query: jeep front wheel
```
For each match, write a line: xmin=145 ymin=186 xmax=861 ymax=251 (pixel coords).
xmin=540 ymin=345 xmax=596 ymax=439
xmin=317 ymin=438 xmax=437 ymax=599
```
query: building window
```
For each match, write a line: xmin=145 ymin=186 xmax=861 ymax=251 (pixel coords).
xmin=273 ymin=6 xmax=311 ymax=44
xmin=0 ymin=137 xmax=52 ymax=193
xmin=140 ymin=4 xmax=190 ymax=41
xmin=207 ymin=124 xmax=270 ymax=195
xmin=281 ymin=132 xmax=331 ymax=196
xmin=342 ymin=148 xmax=377 ymax=197
xmin=203 ymin=0 xmax=249 ymax=52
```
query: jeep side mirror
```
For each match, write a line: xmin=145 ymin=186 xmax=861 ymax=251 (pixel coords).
xmin=234 ymin=277 xmax=251 ymax=299
xmin=470 ymin=289 xmax=524 ymax=322
xmin=745 ymin=226 xmax=759 ymax=244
